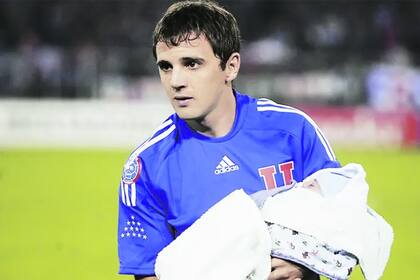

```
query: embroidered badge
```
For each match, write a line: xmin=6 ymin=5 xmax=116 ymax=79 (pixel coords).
xmin=122 ymin=157 xmax=141 ymax=184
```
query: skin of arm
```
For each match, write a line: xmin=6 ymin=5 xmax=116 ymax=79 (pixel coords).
xmin=132 ymin=259 xmax=316 ymax=280
xmin=134 ymin=276 xmax=157 ymax=280
xmin=269 ymin=258 xmax=319 ymax=280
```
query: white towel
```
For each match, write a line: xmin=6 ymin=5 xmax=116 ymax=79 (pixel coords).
xmin=261 ymin=163 xmax=394 ymax=280
xmin=155 ymin=189 xmax=272 ymax=280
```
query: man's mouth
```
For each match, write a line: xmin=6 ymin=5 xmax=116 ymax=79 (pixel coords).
xmin=174 ymin=96 xmax=193 ymax=106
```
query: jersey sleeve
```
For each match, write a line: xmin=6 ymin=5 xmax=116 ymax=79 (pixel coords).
xmin=301 ymin=117 xmax=340 ymax=178
xmin=117 ymin=155 xmax=173 ymax=275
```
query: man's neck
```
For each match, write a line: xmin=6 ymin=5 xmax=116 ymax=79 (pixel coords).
xmin=186 ymin=90 xmax=236 ymax=138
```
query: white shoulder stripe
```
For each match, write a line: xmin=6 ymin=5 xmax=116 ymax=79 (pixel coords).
xmin=130 ymin=183 xmax=136 ymax=207
xmin=131 ymin=120 xmax=176 ymax=158
xmin=120 ymin=180 xmax=137 ymax=207
xmin=257 ymin=98 xmax=277 ymax=106
xmin=124 ymin=183 xmax=131 ymax=206
xmin=136 ymin=124 xmax=176 ymax=156
xmin=156 ymin=118 xmax=173 ymax=131
xmin=257 ymin=103 xmax=336 ymax=161
xmin=257 ymin=98 xmax=291 ymax=108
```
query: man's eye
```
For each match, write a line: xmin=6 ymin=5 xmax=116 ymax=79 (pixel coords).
xmin=160 ymin=65 xmax=171 ymax=72
xmin=158 ymin=62 xmax=172 ymax=72
xmin=186 ymin=61 xmax=199 ymax=69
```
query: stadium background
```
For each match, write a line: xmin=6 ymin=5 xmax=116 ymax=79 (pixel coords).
xmin=0 ymin=0 xmax=419 ymax=279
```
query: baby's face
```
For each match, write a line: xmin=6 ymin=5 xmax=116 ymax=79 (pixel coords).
xmin=302 ymin=178 xmax=322 ymax=194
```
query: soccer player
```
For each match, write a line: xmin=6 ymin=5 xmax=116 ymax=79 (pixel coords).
xmin=117 ymin=1 xmax=339 ymax=279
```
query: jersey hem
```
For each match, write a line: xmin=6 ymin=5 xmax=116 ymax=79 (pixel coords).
xmin=119 ymin=266 xmax=155 ymax=275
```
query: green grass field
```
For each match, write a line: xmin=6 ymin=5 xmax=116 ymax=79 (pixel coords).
xmin=0 ymin=148 xmax=418 ymax=279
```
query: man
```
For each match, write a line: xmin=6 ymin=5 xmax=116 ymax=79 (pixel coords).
xmin=117 ymin=1 xmax=339 ymax=279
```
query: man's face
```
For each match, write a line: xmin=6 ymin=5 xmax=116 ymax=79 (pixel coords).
xmin=155 ymin=35 xmax=233 ymax=121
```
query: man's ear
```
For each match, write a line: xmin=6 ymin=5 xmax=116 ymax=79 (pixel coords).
xmin=224 ymin=52 xmax=241 ymax=83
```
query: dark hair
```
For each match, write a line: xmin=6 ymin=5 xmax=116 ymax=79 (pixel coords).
xmin=152 ymin=0 xmax=241 ymax=70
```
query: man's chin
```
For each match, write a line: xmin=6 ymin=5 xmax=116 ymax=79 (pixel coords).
xmin=174 ymin=110 xmax=200 ymax=121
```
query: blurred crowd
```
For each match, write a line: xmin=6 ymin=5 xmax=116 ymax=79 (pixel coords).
xmin=0 ymin=0 xmax=419 ymax=111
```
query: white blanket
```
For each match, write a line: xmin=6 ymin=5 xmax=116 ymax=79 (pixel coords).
xmin=155 ymin=189 xmax=272 ymax=280
xmin=261 ymin=163 xmax=394 ymax=280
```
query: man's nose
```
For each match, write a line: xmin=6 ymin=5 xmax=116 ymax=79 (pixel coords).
xmin=170 ymin=67 xmax=186 ymax=91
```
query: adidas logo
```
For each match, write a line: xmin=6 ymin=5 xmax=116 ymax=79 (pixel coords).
xmin=214 ymin=155 xmax=239 ymax=175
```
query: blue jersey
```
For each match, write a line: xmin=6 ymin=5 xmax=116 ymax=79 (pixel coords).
xmin=117 ymin=91 xmax=339 ymax=275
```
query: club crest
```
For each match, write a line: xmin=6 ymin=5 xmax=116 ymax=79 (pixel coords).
xmin=122 ymin=157 xmax=141 ymax=184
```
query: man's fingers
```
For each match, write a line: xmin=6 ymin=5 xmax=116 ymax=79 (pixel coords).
xmin=268 ymin=269 xmax=301 ymax=280
xmin=268 ymin=266 xmax=289 ymax=280
xmin=271 ymin=257 xmax=290 ymax=269
xmin=269 ymin=258 xmax=305 ymax=280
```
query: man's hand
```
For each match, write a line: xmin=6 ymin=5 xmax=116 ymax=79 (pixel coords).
xmin=268 ymin=258 xmax=319 ymax=280
xmin=134 ymin=276 xmax=157 ymax=280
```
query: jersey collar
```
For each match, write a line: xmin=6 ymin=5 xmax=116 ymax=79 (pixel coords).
xmin=177 ymin=89 xmax=249 ymax=142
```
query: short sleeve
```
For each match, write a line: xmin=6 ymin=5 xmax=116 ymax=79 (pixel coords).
xmin=301 ymin=117 xmax=340 ymax=178
xmin=117 ymin=155 xmax=174 ymax=275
